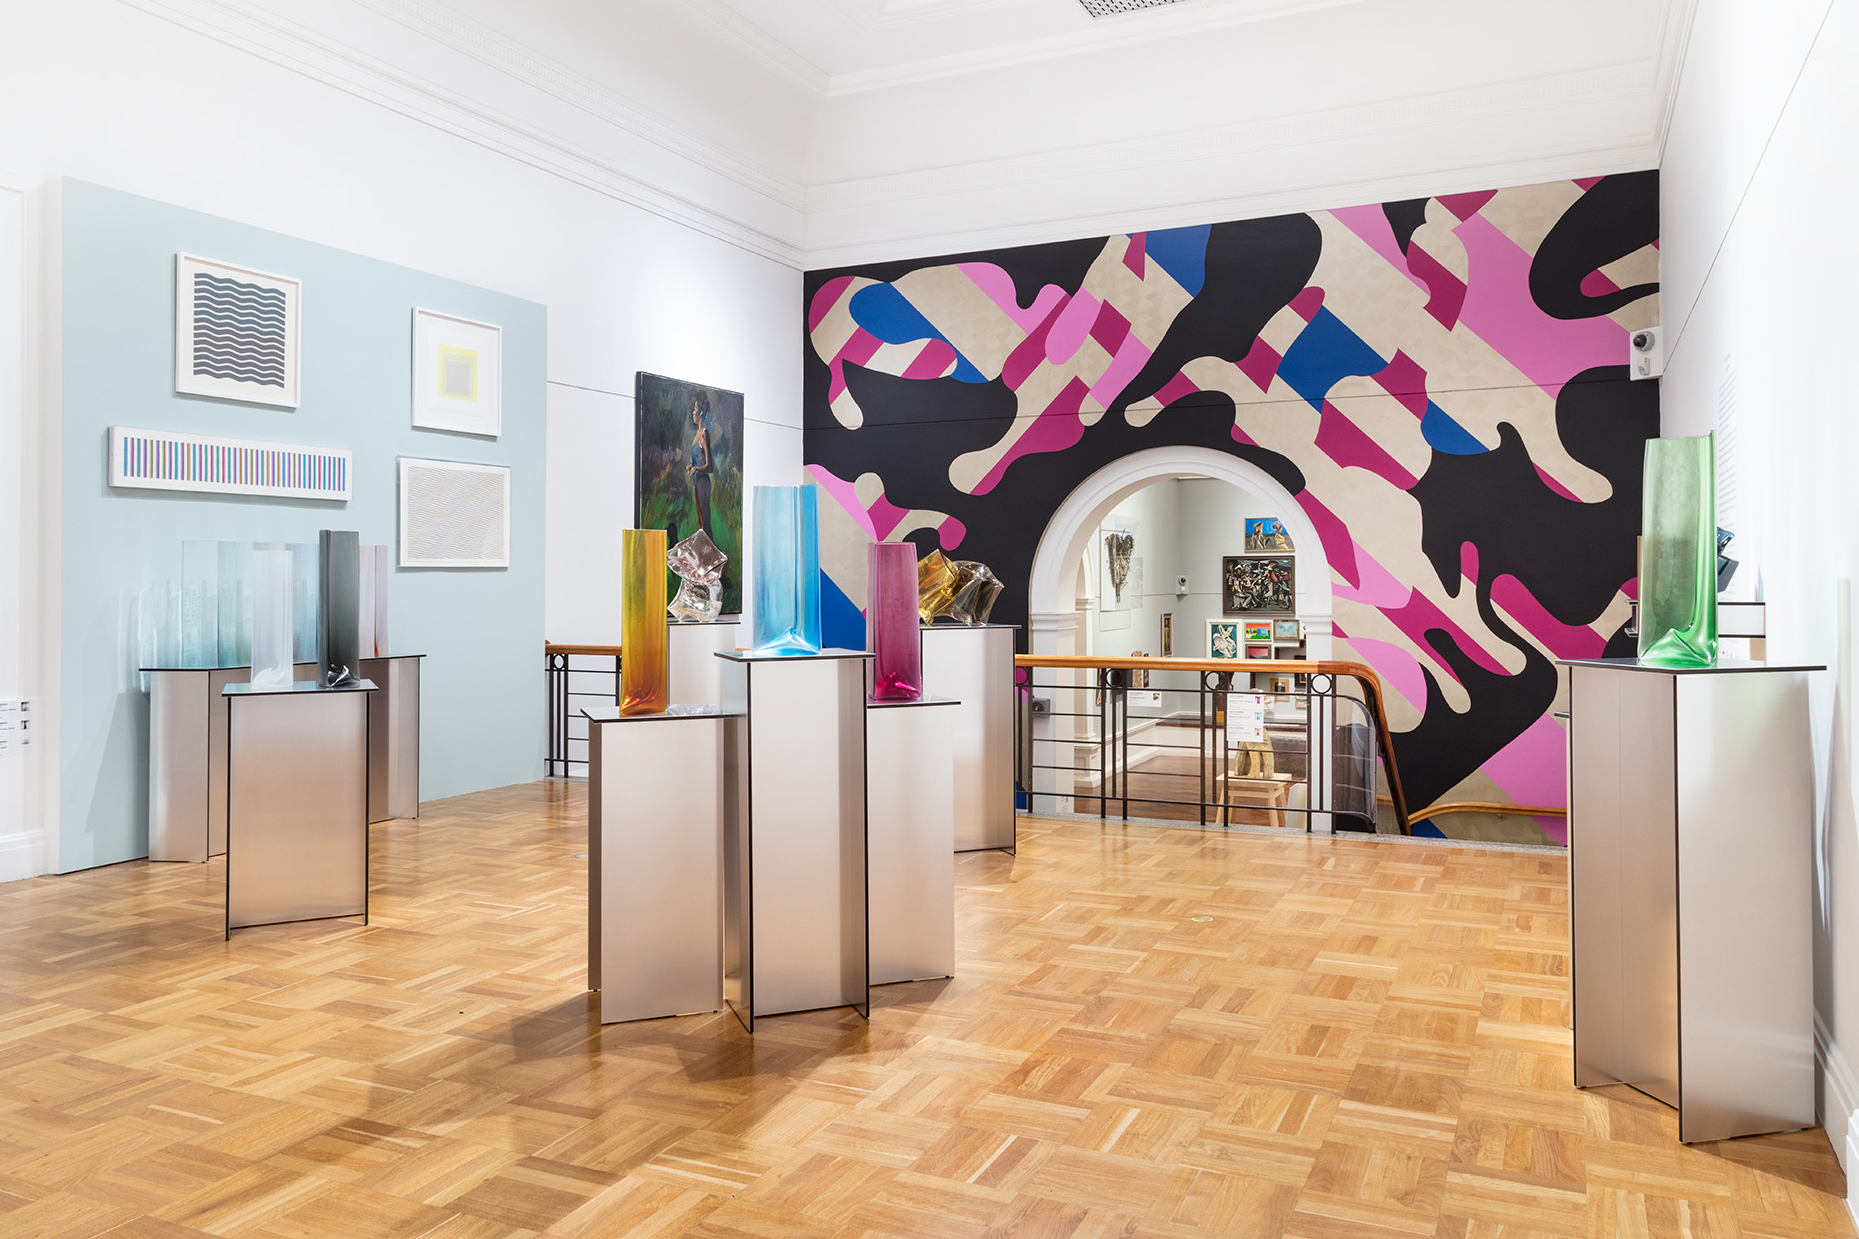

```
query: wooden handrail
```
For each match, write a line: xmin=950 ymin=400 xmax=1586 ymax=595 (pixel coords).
xmin=1015 ymin=654 xmax=1411 ymax=835
xmin=545 ymin=643 xmax=624 ymax=656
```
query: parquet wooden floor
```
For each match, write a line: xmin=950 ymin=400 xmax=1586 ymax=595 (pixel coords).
xmin=0 ymin=781 xmax=1848 ymax=1238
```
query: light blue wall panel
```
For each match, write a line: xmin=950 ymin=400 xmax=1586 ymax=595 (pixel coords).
xmin=61 ymin=180 xmax=548 ymax=871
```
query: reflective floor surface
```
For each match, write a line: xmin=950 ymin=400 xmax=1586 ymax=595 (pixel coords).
xmin=0 ymin=780 xmax=1846 ymax=1237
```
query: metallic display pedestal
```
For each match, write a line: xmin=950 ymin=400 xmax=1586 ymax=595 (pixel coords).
xmin=920 ymin=623 xmax=1017 ymax=853
xmin=146 ymin=661 xmax=314 ymax=863
xmin=359 ymin=655 xmax=423 ymax=822
xmin=1562 ymin=657 xmax=1820 ymax=1143
xmin=867 ymin=696 xmax=958 ymax=986
xmin=223 ymin=680 xmax=376 ymax=937
xmin=669 ymin=620 xmax=741 ymax=707
xmin=718 ymin=649 xmax=872 ymax=1031
xmin=585 ymin=704 xmax=734 ymax=1024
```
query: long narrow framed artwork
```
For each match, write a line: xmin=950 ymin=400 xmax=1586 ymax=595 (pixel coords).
xmin=109 ymin=427 xmax=350 ymax=500
xmin=413 ymin=308 xmax=502 ymax=437
xmin=398 ymin=457 xmax=511 ymax=568
xmin=635 ymin=372 xmax=744 ymax=614
xmin=175 ymin=254 xmax=300 ymax=407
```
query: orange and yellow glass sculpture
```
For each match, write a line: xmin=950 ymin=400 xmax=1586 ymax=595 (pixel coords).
xmin=620 ymin=528 xmax=669 ymax=715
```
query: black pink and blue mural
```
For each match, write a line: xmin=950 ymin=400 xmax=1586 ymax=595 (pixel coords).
xmin=803 ymin=174 xmax=1660 ymax=842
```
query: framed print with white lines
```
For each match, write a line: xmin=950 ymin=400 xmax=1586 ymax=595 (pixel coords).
xmin=412 ymin=308 xmax=502 ymax=437
xmin=175 ymin=254 xmax=300 ymax=407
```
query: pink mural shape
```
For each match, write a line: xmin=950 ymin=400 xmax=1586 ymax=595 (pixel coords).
xmin=1453 ymin=214 xmax=1628 ymax=395
xmin=1460 ymin=541 xmax=1479 ymax=585
xmin=1490 ymin=574 xmax=1606 ymax=659
xmin=1373 ymin=351 xmax=1429 ymax=417
xmin=1405 ymin=244 xmax=1468 ymax=329
xmin=806 ymin=464 xmax=879 ymax=541
xmin=1331 ymin=542 xmax=1411 ymax=609
xmin=958 ymin=263 xmax=1067 ymax=334
xmin=1236 ymin=335 xmax=1282 ymax=392
xmin=1437 ymin=190 xmax=1497 ymax=220
xmin=1294 ymin=490 xmax=1360 ymax=590
xmin=1045 ymin=290 xmax=1100 ymax=365
xmin=809 ymin=275 xmax=858 ymax=332
xmin=1346 ymin=634 xmax=1430 ymax=712
xmin=1315 ymin=400 xmax=1418 ymax=489
xmin=1123 ymin=232 xmax=1148 ymax=278
xmin=1532 ymin=463 xmax=1581 ymax=502
xmin=975 ymin=377 xmax=1092 ymax=493
xmin=1383 ymin=588 xmax=1507 ymax=677
xmin=1481 ymin=711 xmax=1571 ymax=820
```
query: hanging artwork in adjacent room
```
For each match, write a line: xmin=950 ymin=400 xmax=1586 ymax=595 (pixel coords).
xmin=1160 ymin=612 xmax=1173 ymax=657
xmin=1224 ymin=555 xmax=1295 ymax=613
xmin=1207 ymin=620 xmax=1240 ymax=660
xmin=635 ymin=372 xmax=744 ymax=615
xmin=1244 ymin=621 xmax=1273 ymax=642
xmin=175 ymin=254 xmax=299 ymax=407
xmin=1273 ymin=618 xmax=1302 ymax=641
xmin=398 ymin=457 xmax=510 ymax=568
xmin=1244 ymin=518 xmax=1293 ymax=552
xmin=412 ymin=308 xmax=502 ymax=437
xmin=108 ymin=426 xmax=350 ymax=500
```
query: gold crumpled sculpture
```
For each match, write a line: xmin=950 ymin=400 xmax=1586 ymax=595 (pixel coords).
xmin=917 ymin=549 xmax=958 ymax=622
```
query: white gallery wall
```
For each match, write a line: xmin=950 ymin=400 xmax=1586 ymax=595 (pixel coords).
xmin=0 ymin=0 xmax=806 ymax=874
xmin=1657 ymin=0 xmax=1859 ymax=1172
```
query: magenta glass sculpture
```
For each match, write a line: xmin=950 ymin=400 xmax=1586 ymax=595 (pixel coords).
xmin=867 ymin=541 xmax=923 ymax=701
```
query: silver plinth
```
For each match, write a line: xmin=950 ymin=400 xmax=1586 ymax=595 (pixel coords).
xmin=1562 ymin=657 xmax=1819 ymax=1143
xmin=585 ymin=704 xmax=733 ymax=1024
xmin=920 ymin=623 xmax=1017 ymax=853
xmin=718 ymin=649 xmax=872 ymax=1031
xmin=359 ymin=655 xmax=423 ymax=822
xmin=146 ymin=661 xmax=314 ymax=863
xmin=223 ymin=679 xmax=375 ymax=936
xmin=866 ymin=696 xmax=957 ymax=986
xmin=669 ymin=620 xmax=741 ymax=707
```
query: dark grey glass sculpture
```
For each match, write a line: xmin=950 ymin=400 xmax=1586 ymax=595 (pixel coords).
xmin=318 ymin=530 xmax=362 ymax=687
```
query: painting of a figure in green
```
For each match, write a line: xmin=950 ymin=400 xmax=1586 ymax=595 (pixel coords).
xmin=635 ymin=373 xmax=744 ymax=615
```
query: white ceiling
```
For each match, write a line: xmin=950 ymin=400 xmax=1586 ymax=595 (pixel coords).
xmin=221 ymin=0 xmax=1695 ymax=267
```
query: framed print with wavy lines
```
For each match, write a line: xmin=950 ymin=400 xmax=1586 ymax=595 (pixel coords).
xmin=175 ymin=254 xmax=300 ymax=407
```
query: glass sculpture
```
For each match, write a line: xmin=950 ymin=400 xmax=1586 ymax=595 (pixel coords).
xmin=290 ymin=543 xmax=319 ymax=664
xmin=1638 ymin=433 xmax=1718 ymax=667
xmin=319 ymin=530 xmax=362 ymax=687
xmin=668 ymin=529 xmax=727 ymax=622
xmin=372 ymin=544 xmax=390 ymax=657
xmin=181 ymin=540 xmax=218 ymax=667
xmin=249 ymin=545 xmax=294 ymax=690
xmin=216 ymin=541 xmax=252 ymax=666
xmin=749 ymin=485 xmax=822 ymax=656
xmin=621 ymin=528 xmax=669 ymax=715
xmin=867 ymin=541 xmax=923 ymax=701
xmin=918 ymin=548 xmax=958 ymax=622
xmin=949 ymin=560 xmax=1003 ymax=626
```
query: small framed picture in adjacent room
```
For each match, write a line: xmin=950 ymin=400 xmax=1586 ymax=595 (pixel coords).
xmin=1207 ymin=619 xmax=1241 ymax=660
xmin=175 ymin=254 xmax=300 ymax=407
xmin=1223 ymin=555 xmax=1295 ymax=613
xmin=1244 ymin=517 xmax=1293 ymax=552
xmin=1245 ymin=643 xmax=1272 ymax=660
xmin=1273 ymin=619 xmax=1301 ymax=641
xmin=1268 ymin=675 xmax=1293 ymax=696
xmin=1243 ymin=621 xmax=1272 ymax=643
xmin=412 ymin=308 xmax=502 ymax=437
xmin=1160 ymin=612 xmax=1173 ymax=657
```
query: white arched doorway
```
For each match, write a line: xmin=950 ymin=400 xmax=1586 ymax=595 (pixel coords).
xmin=1025 ymin=446 xmax=1332 ymax=658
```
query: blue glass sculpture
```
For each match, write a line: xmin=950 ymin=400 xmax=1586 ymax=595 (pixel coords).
xmin=750 ymin=485 xmax=822 ymax=656
xmin=216 ymin=541 xmax=252 ymax=666
xmin=181 ymin=541 xmax=219 ymax=667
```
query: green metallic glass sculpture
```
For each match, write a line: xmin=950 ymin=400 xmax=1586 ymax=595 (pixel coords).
xmin=1637 ymin=433 xmax=1718 ymax=667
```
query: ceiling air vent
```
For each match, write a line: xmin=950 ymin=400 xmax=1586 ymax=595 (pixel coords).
xmin=1077 ymin=0 xmax=1187 ymax=15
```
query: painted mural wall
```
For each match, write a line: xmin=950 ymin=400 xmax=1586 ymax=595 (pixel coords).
xmin=802 ymin=174 xmax=1660 ymax=831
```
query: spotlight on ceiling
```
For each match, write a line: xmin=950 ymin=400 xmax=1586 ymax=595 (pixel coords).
xmin=1077 ymin=0 xmax=1188 ymax=15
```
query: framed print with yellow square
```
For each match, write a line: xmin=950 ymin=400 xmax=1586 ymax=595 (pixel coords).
xmin=413 ymin=308 xmax=502 ymax=437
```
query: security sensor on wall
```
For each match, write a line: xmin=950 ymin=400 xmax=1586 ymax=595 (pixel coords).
xmin=1630 ymin=326 xmax=1664 ymax=380
xmin=1176 ymin=574 xmax=1189 ymax=597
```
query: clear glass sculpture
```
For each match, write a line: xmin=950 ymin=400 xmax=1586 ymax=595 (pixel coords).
xmin=181 ymin=541 xmax=219 ymax=667
xmin=357 ymin=544 xmax=377 ymax=665
xmin=668 ymin=529 xmax=727 ymax=623
xmin=750 ymin=485 xmax=822 ymax=656
xmin=250 ymin=546 xmax=295 ymax=690
xmin=918 ymin=548 xmax=958 ymax=623
xmin=216 ymin=541 xmax=252 ymax=666
xmin=621 ymin=528 xmax=669 ymax=715
xmin=949 ymin=561 xmax=1003 ymax=626
xmin=1638 ymin=433 xmax=1718 ymax=667
xmin=372 ymin=545 xmax=389 ymax=657
xmin=290 ymin=543 xmax=319 ymax=664
xmin=319 ymin=530 xmax=362 ymax=687
xmin=868 ymin=542 xmax=923 ymax=701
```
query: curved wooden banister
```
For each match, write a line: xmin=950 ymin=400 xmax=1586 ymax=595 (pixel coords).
xmin=1015 ymin=654 xmax=1412 ymax=836
xmin=1377 ymin=795 xmax=1567 ymax=825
